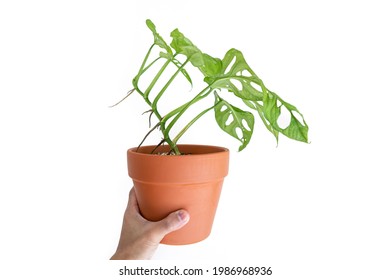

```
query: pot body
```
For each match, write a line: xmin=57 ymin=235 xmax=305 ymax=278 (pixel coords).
xmin=127 ymin=144 xmax=229 ymax=245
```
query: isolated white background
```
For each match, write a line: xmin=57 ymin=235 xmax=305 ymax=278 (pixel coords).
xmin=0 ymin=0 xmax=389 ymax=279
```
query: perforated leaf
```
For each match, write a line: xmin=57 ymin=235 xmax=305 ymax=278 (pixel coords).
xmin=263 ymin=91 xmax=309 ymax=142
xmin=206 ymin=49 xmax=267 ymax=101
xmin=243 ymin=100 xmax=279 ymax=142
xmin=214 ymin=93 xmax=254 ymax=151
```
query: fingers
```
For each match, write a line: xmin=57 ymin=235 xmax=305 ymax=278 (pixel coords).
xmin=163 ymin=210 xmax=190 ymax=232
xmin=151 ymin=210 xmax=190 ymax=240
xmin=126 ymin=187 xmax=190 ymax=243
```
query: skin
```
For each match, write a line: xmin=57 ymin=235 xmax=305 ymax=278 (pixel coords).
xmin=110 ymin=188 xmax=190 ymax=260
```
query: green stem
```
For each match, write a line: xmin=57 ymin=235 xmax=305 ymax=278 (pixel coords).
xmin=172 ymin=104 xmax=218 ymax=144
xmin=144 ymin=59 xmax=171 ymax=101
xmin=152 ymin=58 xmax=190 ymax=110
xmin=132 ymin=44 xmax=160 ymax=107
xmin=133 ymin=88 xmax=178 ymax=153
xmin=165 ymin=138 xmax=180 ymax=155
xmin=138 ymin=44 xmax=155 ymax=76
xmin=131 ymin=50 xmax=192 ymax=155
xmin=165 ymin=86 xmax=212 ymax=135
xmin=133 ymin=85 xmax=154 ymax=113
xmin=160 ymin=87 xmax=212 ymax=154
xmin=162 ymin=103 xmax=188 ymax=122
xmin=139 ymin=56 xmax=161 ymax=76
xmin=132 ymin=61 xmax=178 ymax=153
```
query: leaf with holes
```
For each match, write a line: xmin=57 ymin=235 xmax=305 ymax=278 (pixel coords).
xmin=263 ymin=91 xmax=309 ymax=143
xmin=205 ymin=49 xmax=267 ymax=101
xmin=243 ymin=99 xmax=279 ymax=142
xmin=214 ymin=93 xmax=254 ymax=151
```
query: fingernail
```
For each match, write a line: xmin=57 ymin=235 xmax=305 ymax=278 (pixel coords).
xmin=177 ymin=210 xmax=189 ymax=224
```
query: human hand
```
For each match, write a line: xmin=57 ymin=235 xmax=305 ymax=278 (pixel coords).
xmin=110 ymin=188 xmax=190 ymax=260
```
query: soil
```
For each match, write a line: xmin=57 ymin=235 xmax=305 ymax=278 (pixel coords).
xmin=154 ymin=152 xmax=191 ymax=156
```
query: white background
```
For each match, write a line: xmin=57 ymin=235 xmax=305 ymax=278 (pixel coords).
xmin=1 ymin=0 xmax=389 ymax=279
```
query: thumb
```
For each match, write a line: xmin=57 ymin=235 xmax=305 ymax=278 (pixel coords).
xmin=150 ymin=210 xmax=190 ymax=242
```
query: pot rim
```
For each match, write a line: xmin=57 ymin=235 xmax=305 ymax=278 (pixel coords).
xmin=127 ymin=144 xmax=229 ymax=157
xmin=127 ymin=144 xmax=230 ymax=183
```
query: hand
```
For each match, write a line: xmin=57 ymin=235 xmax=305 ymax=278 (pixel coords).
xmin=110 ymin=188 xmax=190 ymax=260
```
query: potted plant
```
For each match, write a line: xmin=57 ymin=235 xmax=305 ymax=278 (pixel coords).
xmin=112 ymin=19 xmax=309 ymax=245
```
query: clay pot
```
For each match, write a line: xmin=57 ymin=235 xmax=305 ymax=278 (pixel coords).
xmin=127 ymin=144 xmax=229 ymax=245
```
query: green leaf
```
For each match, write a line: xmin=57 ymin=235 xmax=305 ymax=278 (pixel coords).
xmin=170 ymin=29 xmax=222 ymax=77
xmin=206 ymin=49 xmax=267 ymax=101
xmin=200 ymin=53 xmax=223 ymax=77
xmin=263 ymin=91 xmax=309 ymax=143
xmin=146 ymin=19 xmax=172 ymax=56
xmin=170 ymin=29 xmax=200 ymax=59
xmin=214 ymin=93 xmax=254 ymax=151
xmin=243 ymin=100 xmax=279 ymax=142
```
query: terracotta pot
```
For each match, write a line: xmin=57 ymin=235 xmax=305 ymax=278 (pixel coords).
xmin=127 ymin=144 xmax=229 ymax=245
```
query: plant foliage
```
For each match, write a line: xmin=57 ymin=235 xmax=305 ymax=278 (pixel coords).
xmin=115 ymin=19 xmax=309 ymax=154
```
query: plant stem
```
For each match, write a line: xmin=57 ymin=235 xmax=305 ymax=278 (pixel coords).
xmin=133 ymin=54 xmax=186 ymax=154
xmin=165 ymin=86 xmax=212 ymax=135
xmin=132 ymin=49 xmax=207 ymax=155
xmin=162 ymin=133 xmax=180 ymax=154
xmin=138 ymin=44 xmax=155 ymax=75
xmin=160 ymin=87 xmax=212 ymax=155
xmin=151 ymin=58 xmax=190 ymax=110
xmin=139 ymin=56 xmax=161 ymax=76
xmin=172 ymin=104 xmax=218 ymax=144
xmin=132 ymin=44 xmax=161 ymax=108
xmin=144 ymin=59 xmax=171 ymax=101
